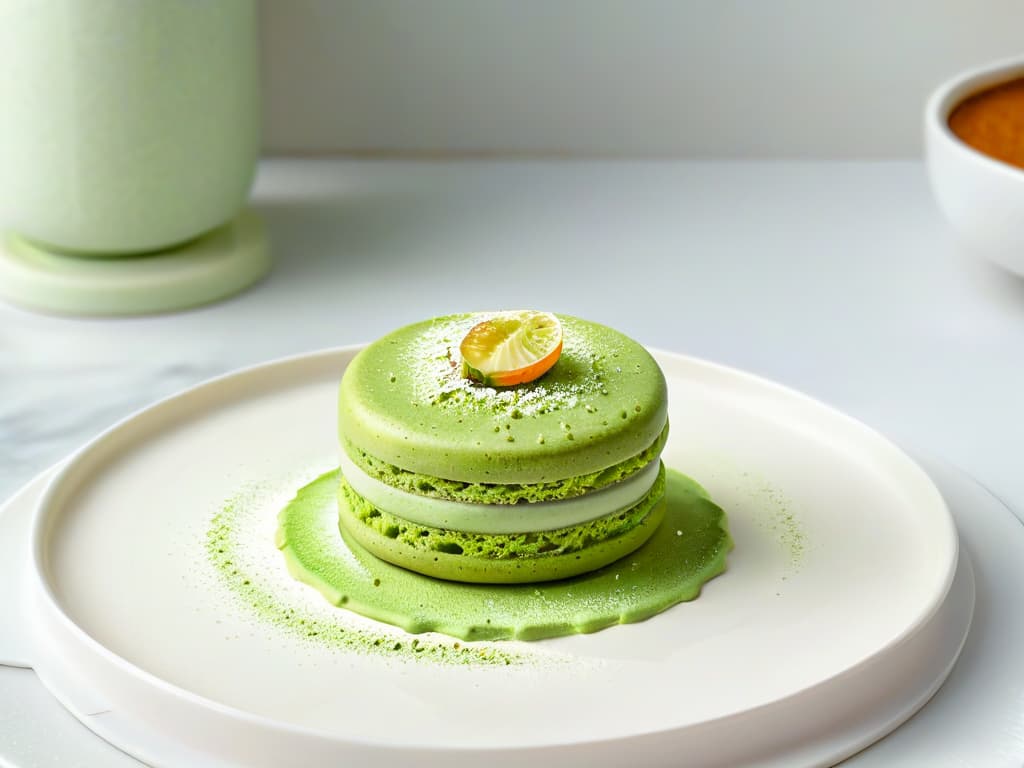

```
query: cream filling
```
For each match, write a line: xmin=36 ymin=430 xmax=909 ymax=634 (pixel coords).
xmin=338 ymin=451 xmax=662 ymax=535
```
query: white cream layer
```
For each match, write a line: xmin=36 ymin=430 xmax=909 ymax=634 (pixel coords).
xmin=338 ymin=451 xmax=661 ymax=535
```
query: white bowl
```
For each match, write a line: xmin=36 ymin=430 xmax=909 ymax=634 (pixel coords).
xmin=925 ymin=55 xmax=1024 ymax=276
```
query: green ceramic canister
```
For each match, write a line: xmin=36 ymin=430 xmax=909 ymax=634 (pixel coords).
xmin=0 ymin=0 xmax=260 ymax=256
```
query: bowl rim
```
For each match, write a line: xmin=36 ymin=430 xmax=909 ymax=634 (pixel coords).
xmin=925 ymin=53 xmax=1024 ymax=181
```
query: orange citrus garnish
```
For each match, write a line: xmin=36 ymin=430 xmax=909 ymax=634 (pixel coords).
xmin=460 ymin=311 xmax=563 ymax=387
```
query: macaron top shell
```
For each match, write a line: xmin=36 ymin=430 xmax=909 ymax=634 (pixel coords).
xmin=338 ymin=313 xmax=667 ymax=485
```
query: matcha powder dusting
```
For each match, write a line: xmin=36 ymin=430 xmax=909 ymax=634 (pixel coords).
xmin=201 ymin=468 xmax=731 ymax=662
xmin=203 ymin=477 xmax=524 ymax=667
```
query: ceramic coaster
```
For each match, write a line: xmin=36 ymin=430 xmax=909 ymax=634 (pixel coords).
xmin=0 ymin=210 xmax=269 ymax=316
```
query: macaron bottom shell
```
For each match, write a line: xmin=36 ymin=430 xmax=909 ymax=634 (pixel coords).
xmin=276 ymin=467 xmax=733 ymax=642
xmin=338 ymin=475 xmax=666 ymax=584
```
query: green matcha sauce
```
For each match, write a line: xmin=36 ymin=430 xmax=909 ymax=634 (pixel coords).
xmin=206 ymin=482 xmax=524 ymax=667
xmin=273 ymin=468 xmax=732 ymax=643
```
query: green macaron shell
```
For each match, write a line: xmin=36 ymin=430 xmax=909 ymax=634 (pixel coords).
xmin=341 ymin=424 xmax=668 ymax=505
xmin=278 ymin=468 xmax=731 ymax=641
xmin=338 ymin=314 xmax=668 ymax=485
xmin=338 ymin=465 xmax=667 ymax=583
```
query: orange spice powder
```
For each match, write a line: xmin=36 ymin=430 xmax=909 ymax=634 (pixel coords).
xmin=948 ymin=76 xmax=1024 ymax=169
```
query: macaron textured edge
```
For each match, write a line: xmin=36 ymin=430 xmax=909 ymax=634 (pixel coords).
xmin=340 ymin=424 xmax=668 ymax=505
xmin=337 ymin=465 xmax=667 ymax=584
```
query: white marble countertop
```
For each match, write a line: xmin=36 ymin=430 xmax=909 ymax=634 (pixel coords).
xmin=4 ymin=158 xmax=1024 ymax=512
xmin=2 ymin=158 xmax=1024 ymax=765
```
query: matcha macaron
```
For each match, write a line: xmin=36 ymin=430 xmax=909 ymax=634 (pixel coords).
xmin=337 ymin=311 xmax=669 ymax=584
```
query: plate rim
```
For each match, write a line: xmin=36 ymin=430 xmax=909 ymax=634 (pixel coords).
xmin=22 ymin=345 xmax=965 ymax=756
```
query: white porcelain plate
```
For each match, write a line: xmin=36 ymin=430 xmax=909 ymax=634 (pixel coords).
xmin=0 ymin=349 xmax=971 ymax=767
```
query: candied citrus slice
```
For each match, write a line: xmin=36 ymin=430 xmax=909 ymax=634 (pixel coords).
xmin=460 ymin=311 xmax=563 ymax=387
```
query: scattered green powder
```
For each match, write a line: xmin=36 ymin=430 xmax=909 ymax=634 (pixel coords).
xmin=205 ymin=488 xmax=521 ymax=667
xmin=740 ymin=471 xmax=807 ymax=571
xmin=205 ymin=468 xmax=732 ymax=659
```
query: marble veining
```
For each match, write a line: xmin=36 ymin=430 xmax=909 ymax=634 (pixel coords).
xmin=0 ymin=358 xmax=224 ymax=497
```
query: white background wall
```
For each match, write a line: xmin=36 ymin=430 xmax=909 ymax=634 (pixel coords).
xmin=259 ymin=0 xmax=1024 ymax=158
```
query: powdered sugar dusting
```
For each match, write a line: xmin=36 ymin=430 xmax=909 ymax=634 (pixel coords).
xmin=402 ymin=314 xmax=613 ymax=419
